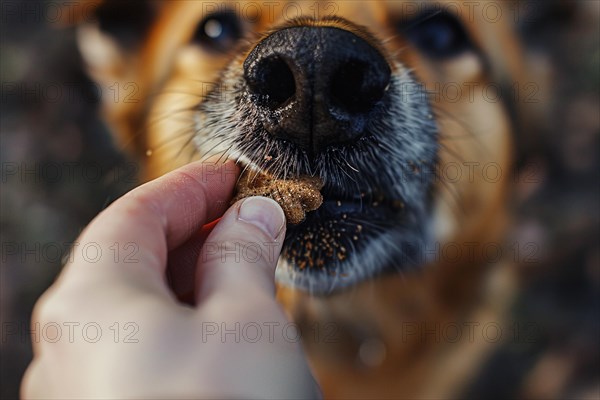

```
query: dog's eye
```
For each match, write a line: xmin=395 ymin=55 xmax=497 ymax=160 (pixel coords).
xmin=192 ymin=11 xmax=242 ymax=52
xmin=403 ymin=10 xmax=472 ymax=59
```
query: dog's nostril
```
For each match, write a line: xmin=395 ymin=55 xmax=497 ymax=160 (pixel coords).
xmin=246 ymin=56 xmax=296 ymax=109
xmin=331 ymin=60 xmax=390 ymax=114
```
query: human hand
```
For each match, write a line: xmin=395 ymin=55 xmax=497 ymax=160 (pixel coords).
xmin=22 ymin=160 xmax=320 ymax=399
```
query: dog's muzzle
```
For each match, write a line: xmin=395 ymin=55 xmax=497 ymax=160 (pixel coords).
xmin=196 ymin=18 xmax=438 ymax=292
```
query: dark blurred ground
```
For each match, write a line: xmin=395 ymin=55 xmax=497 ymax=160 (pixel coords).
xmin=1 ymin=1 xmax=599 ymax=399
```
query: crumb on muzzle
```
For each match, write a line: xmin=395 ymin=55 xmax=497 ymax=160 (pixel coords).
xmin=232 ymin=171 xmax=324 ymax=224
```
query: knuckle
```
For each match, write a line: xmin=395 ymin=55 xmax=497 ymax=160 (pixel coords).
xmin=32 ymin=289 xmax=79 ymax=327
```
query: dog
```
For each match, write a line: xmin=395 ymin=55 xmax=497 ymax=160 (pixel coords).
xmin=68 ymin=1 xmax=540 ymax=397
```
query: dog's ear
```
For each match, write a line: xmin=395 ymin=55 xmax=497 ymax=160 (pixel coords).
xmin=60 ymin=0 xmax=164 ymax=157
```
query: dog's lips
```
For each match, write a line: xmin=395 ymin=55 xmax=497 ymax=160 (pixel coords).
xmin=233 ymin=160 xmax=404 ymax=221
xmin=281 ymin=188 xmax=406 ymax=276
xmin=317 ymin=188 xmax=405 ymax=219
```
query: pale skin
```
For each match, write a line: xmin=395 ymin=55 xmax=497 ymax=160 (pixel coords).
xmin=21 ymin=160 xmax=320 ymax=399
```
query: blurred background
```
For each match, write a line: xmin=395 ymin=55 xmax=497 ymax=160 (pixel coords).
xmin=1 ymin=0 xmax=598 ymax=398
xmin=1 ymin=1 xmax=137 ymax=397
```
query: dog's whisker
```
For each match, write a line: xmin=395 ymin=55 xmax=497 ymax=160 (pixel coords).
xmin=198 ymin=137 xmax=234 ymax=164
xmin=145 ymin=107 xmax=197 ymax=131
xmin=432 ymin=106 xmax=494 ymax=157
xmin=146 ymin=127 xmax=196 ymax=155
xmin=433 ymin=171 xmax=466 ymax=217
xmin=436 ymin=141 xmax=467 ymax=164
xmin=214 ymin=146 xmax=233 ymax=165
xmin=144 ymin=89 xmax=207 ymax=100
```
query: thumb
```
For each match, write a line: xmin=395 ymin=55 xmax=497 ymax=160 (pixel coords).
xmin=196 ymin=196 xmax=287 ymax=302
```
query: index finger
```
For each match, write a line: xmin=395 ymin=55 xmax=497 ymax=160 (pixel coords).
xmin=62 ymin=160 xmax=239 ymax=289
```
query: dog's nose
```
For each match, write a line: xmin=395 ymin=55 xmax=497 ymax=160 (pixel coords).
xmin=244 ymin=26 xmax=391 ymax=153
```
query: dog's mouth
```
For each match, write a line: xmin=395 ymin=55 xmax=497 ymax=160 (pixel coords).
xmin=282 ymin=186 xmax=406 ymax=266
xmin=233 ymin=147 xmax=425 ymax=293
xmin=316 ymin=184 xmax=407 ymax=224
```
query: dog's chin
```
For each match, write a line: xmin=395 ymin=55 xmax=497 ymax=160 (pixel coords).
xmin=273 ymin=182 xmax=429 ymax=294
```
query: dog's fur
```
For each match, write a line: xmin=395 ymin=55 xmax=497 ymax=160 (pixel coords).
xmin=69 ymin=1 xmax=544 ymax=397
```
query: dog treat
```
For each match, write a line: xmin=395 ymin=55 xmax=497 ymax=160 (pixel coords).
xmin=232 ymin=171 xmax=324 ymax=224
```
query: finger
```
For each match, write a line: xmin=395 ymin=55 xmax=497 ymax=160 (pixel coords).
xmin=166 ymin=220 xmax=217 ymax=304
xmin=62 ymin=160 xmax=239 ymax=291
xmin=196 ymin=196 xmax=287 ymax=303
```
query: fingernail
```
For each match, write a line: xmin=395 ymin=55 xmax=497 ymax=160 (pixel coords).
xmin=238 ymin=196 xmax=285 ymax=238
